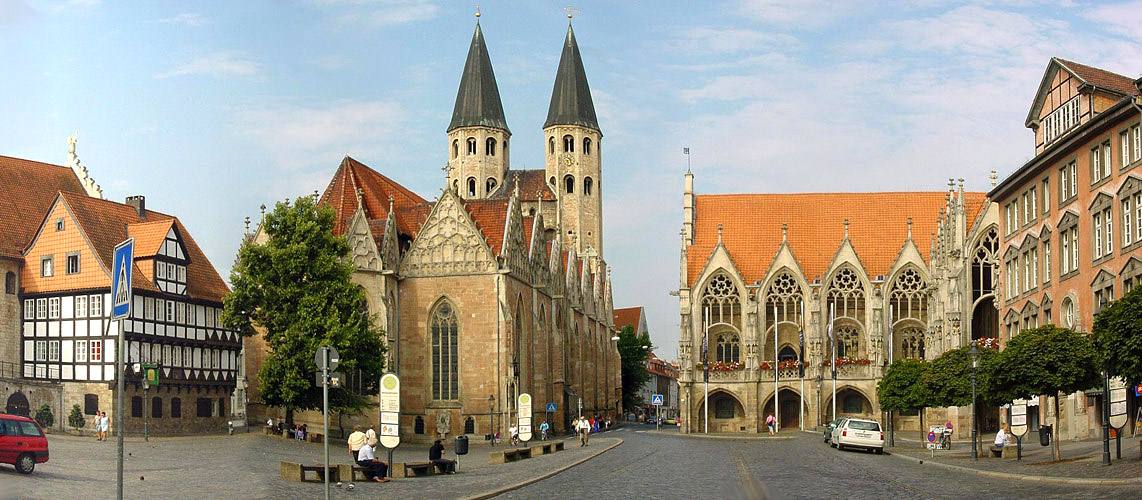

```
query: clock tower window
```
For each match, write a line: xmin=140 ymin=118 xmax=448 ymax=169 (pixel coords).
xmin=583 ymin=138 xmax=592 ymax=155
xmin=563 ymin=135 xmax=575 ymax=153
xmin=564 ymin=175 xmax=575 ymax=194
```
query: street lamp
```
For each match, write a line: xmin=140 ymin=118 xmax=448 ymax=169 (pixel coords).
xmin=488 ymin=395 xmax=496 ymax=446
xmin=969 ymin=340 xmax=980 ymax=461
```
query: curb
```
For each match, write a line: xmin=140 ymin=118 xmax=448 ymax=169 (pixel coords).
xmin=461 ymin=438 xmax=623 ymax=500
xmin=887 ymin=449 xmax=1142 ymax=486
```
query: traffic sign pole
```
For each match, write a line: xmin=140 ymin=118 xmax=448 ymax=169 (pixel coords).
xmin=111 ymin=238 xmax=133 ymax=500
xmin=322 ymin=347 xmax=330 ymax=500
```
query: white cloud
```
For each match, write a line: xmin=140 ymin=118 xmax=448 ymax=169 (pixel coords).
xmin=1080 ymin=0 xmax=1142 ymax=43
xmin=0 ymin=0 xmax=35 ymax=23
xmin=677 ymin=27 xmax=800 ymax=54
xmin=735 ymin=0 xmax=865 ymax=29
xmin=158 ymin=13 xmax=207 ymax=27
xmin=51 ymin=0 xmax=100 ymax=11
xmin=155 ymin=51 xmax=262 ymax=79
xmin=318 ymin=0 xmax=440 ymax=27
xmin=230 ymin=99 xmax=405 ymax=173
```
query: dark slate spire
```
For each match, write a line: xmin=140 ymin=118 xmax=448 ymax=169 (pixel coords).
xmin=544 ymin=23 xmax=599 ymax=132
xmin=448 ymin=22 xmax=509 ymax=133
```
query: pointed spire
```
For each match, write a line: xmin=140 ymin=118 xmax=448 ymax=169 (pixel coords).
xmin=716 ymin=223 xmax=724 ymax=245
xmin=906 ymin=218 xmax=913 ymax=240
xmin=843 ymin=219 xmax=849 ymax=239
xmin=781 ymin=223 xmax=788 ymax=243
xmin=448 ymin=20 xmax=509 ymax=133
xmin=544 ymin=22 xmax=599 ymax=131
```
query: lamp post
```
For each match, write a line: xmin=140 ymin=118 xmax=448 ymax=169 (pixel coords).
xmin=969 ymin=340 xmax=980 ymax=461
xmin=815 ymin=372 xmax=823 ymax=429
xmin=488 ymin=395 xmax=495 ymax=446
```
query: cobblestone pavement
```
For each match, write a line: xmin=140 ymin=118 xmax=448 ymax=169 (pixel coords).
xmin=890 ymin=433 xmax=1142 ymax=480
xmin=0 ymin=429 xmax=620 ymax=500
xmin=498 ymin=425 xmax=1137 ymax=499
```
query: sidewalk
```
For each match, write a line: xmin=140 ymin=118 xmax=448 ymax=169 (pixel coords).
xmin=888 ymin=433 xmax=1142 ymax=484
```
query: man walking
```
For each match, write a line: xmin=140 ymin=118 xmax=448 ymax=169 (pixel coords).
xmin=347 ymin=426 xmax=367 ymax=461
xmin=577 ymin=416 xmax=590 ymax=447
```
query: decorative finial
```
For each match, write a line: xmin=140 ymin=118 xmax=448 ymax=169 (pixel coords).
xmin=716 ymin=223 xmax=724 ymax=244
xmin=781 ymin=223 xmax=788 ymax=242
xmin=843 ymin=219 xmax=849 ymax=239
xmin=989 ymin=170 xmax=998 ymax=187
xmin=355 ymin=188 xmax=364 ymax=209
xmin=244 ymin=216 xmax=251 ymax=234
xmin=313 ymin=189 xmax=320 ymax=200
xmin=474 ymin=3 xmax=481 ymax=19
xmin=564 ymin=5 xmax=580 ymax=21
xmin=948 ymin=178 xmax=955 ymax=192
xmin=259 ymin=204 xmax=266 ymax=216
xmin=906 ymin=218 xmax=913 ymax=240
xmin=512 ymin=175 xmax=520 ymax=198
xmin=388 ymin=195 xmax=394 ymax=213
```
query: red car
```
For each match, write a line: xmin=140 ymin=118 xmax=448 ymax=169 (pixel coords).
xmin=0 ymin=414 xmax=49 ymax=474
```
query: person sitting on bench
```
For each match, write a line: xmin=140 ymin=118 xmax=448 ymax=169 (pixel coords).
xmin=429 ymin=439 xmax=457 ymax=474
xmin=356 ymin=442 xmax=390 ymax=482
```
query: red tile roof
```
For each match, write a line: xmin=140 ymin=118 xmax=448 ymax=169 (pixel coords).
xmin=128 ymin=219 xmax=175 ymax=257
xmin=0 ymin=155 xmax=85 ymax=258
xmin=1056 ymin=58 xmax=1139 ymax=96
xmin=687 ymin=192 xmax=988 ymax=286
xmin=60 ymin=192 xmax=230 ymax=302
xmin=319 ymin=156 xmax=428 ymax=237
xmin=490 ymin=169 xmax=557 ymax=201
xmin=613 ymin=306 xmax=643 ymax=331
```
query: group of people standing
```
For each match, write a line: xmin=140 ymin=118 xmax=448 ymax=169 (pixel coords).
xmin=92 ymin=411 xmax=109 ymax=441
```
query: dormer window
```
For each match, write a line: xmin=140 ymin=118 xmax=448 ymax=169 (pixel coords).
xmin=1043 ymin=96 xmax=1079 ymax=146
xmin=155 ymin=226 xmax=189 ymax=295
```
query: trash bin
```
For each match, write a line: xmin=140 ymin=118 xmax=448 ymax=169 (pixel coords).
xmin=455 ymin=435 xmax=469 ymax=455
xmin=1038 ymin=425 xmax=1052 ymax=447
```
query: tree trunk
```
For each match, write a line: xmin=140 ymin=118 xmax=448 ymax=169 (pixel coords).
xmin=1053 ymin=392 xmax=1062 ymax=461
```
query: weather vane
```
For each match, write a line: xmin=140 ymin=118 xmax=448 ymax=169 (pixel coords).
xmin=564 ymin=5 xmax=580 ymax=20
xmin=474 ymin=3 xmax=481 ymax=19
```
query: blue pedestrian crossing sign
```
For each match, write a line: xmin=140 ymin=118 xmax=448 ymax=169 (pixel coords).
xmin=651 ymin=394 xmax=664 ymax=406
xmin=111 ymin=238 xmax=134 ymax=320
xmin=545 ymin=402 xmax=557 ymax=412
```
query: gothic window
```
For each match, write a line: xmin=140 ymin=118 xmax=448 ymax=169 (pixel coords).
xmin=431 ymin=300 xmax=459 ymax=401
xmin=549 ymin=137 xmax=555 ymax=155
xmin=452 ymin=139 xmax=459 ymax=159
xmin=584 ymin=177 xmax=593 ymax=196
xmin=971 ymin=228 xmax=998 ymax=302
xmin=486 ymin=137 xmax=497 ymax=156
xmin=563 ymin=135 xmax=574 ymax=153
xmin=564 ymin=175 xmax=575 ymax=194
xmin=778 ymin=345 xmax=798 ymax=361
xmin=171 ymin=397 xmax=182 ymax=418
xmin=890 ymin=268 xmax=927 ymax=322
xmin=898 ymin=326 xmax=925 ymax=360
xmin=467 ymin=137 xmax=477 ymax=155
xmin=4 ymin=271 xmax=14 ymax=294
xmin=702 ymin=274 xmax=741 ymax=329
xmin=714 ymin=396 xmax=735 ymax=419
xmin=827 ymin=267 xmax=865 ymax=324
xmin=464 ymin=416 xmax=475 ymax=435
xmin=486 ymin=178 xmax=498 ymax=194
xmin=583 ymin=137 xmax=592 ymax=155
xmin=716 ymin=333 xmax=740 ymax=363
xmin=834 ymin=325 xmax=860 ymax=358
xmin=467 ymin=177 xmax=477 ymax=197
xmin=843 ymin=394 xmax=864 ymax=414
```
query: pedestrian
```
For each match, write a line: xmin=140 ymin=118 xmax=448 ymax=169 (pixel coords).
xmin=356 ymin=441 xmax=390 ymax=483
xmin=428 ymin=439 xmax=456 ymax=474
xmin=994 ymin=425 xmax=1009 ymax=448
xmin=539 ymin=420 xmax=550 ymax=441
xmin=509 ymin=424 xmax=518 ymax=446
xmin=766 ymin=414 xmax=776 ymax=435
xmin=347 ymin=426 xmax=367 ymax=461
xmin=266 ymin=417 xmax=274 ymax=430
xmin=577 ymin=416 xmax=590 ymax=447
xmin=297 ymin=424 xmax=307 ymax=442
xmin=99 ymin=411 xmax=109 ymax=441
xmin=366 ymin=426 xmax=378 ymax=447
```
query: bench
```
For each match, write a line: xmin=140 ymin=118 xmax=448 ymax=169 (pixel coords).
xmin=280 ymin=462 xmax=339 ymax=483
xmin=554 ymin=441 xmax=565 ymax=452
xmin=488 ymin=447 xmax=533 ymax=464
xmin=337 ymin=464 xmax=371 ymax=482
xmin=531 ymin=443 xmax=553 ymax=455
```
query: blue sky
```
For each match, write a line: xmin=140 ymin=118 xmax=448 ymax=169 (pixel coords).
xmin=2 ymin=0 xmax=1139 ymax=356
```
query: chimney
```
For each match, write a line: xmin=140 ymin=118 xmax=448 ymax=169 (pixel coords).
xmin=125 ymin=196 xmax=146 ymax=218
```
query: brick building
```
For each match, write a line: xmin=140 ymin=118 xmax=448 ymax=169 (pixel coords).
xmin=245 ymin=19 xmax=621 ymax=442
xmin=990 ymin=58 xmax=1141 ymax=440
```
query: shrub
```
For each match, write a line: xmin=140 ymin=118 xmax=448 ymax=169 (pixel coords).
xmin=68 ymin=404 xmax=85 ymax=429
xmin=34 ymin=404 xmax=54 ymax=428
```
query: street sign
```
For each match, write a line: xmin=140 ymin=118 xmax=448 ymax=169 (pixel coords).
xmin=1010 ymin=399 xmax=1028 ymax=437
xmin=315 ymin=372 xmax=344 ymax=388
xmin=518 ymin=393 xmax=533 ymax=442
xmin=143 ymin=364 xmax=160 ymax=388
xmin=651 ymin=394 xmax=664 ymax=406
xmin=111 ymin=239 xmax=134 ymax=320
xmin=927 ymin=431 xmax=936 ymax=443
xmin=315 ymin=346 xmax=340 ymax=371
xmin=1110 ymin=378 xmax=1128 ymax=429
xmin=545 ymin=402 xmax=557 ymax=413
xmin=379 ymin=373 xmax=400 ymax=449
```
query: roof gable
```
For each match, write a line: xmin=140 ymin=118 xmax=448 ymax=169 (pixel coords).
xmin=0 ymin=155 xmax=87 ymax=258
xmin=319 ymin=156 xmax=428 ymax=237
xmin=1025 ymin=57 xmax=1138 ymax=127
xmin=399 ymin=188 xmax=496 ymax=277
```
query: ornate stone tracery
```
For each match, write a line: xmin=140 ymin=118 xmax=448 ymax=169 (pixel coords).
xmin=400 ymin=192 xmax=496 ymax=277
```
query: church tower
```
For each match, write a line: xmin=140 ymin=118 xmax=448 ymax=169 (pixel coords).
xmin=544 ymin=20 xmax=603 ymax=260
xmin=447 ymin=18 xmax=510 ymax=199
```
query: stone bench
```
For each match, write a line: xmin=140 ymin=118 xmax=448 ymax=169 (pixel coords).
xmin=531 ymin=443 xmax=553 ymax=455
xmin=488 ymin=447 xmax=533 ymax=464
xmin=280 ymin=462 xmax=339 ymax=483
xmin=337 ymin=464 xmax=371 ymax=482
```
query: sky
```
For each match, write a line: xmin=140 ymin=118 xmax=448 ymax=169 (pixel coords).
xmin=1 ymin=0 xmax=1140 ymax=358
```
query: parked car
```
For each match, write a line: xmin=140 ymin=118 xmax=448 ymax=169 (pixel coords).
xmin=831 ymin=417 xmax=884 ymax=454
xmin=823 ymin=417 xmax=847 ymax=444
xmin=0 ymin=414 xmax=50 ymax=473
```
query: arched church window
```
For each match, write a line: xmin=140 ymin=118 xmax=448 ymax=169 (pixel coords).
xmin=702 ymin=273 xmax=741 ymax=329
xmin=486 ymin=178 xmax=498 ymax=194
xmin=834 ymin=325 xmax=860 ymax=358
xmin=971 ymin=228 xmax=999 ymax=302
xmin=583 ymin=138 xmax=592 ymax=155
xmin=467 ymin=137 xmax=477 ymax=155
xmin=564 ymin=175 xmax=575 ymax=194
xmin=486 ymin=137 xmax=497 ymax=156
xmin=4 ymin=271 xmax=15 ymax=294
xmin=898 ymin=326 xmax=925 ymax=360
xmin=778 ymin=345 xmax=798 ymax=361
xmin=827 ymin=267 xmax=865 ymax=324
xmin=563 ymin=135 xmax=574 ymax=153
xmin=549 ymin=137 xmax=555 ymax=155
xmin=464 ymin=416 xmax=475 ymax=435
xmin=583 ymin=177 xmax=593 ymax=196
xmin=452 ymin=139 xmax=459 ymax=159
xmin=467 ymin=177 xmax=477 ymax=197
xmin=716 ymin=333 xmax=740 ymax=363
xmin=714 ymin=396 xmax=735 ymax=419
xmin=430 ymin=300 xmax=459 ymax=401
xmin=890 ymin=268 xmax=928 ymax=360
xmin=843 ymin=394 xmax=864 ymax=414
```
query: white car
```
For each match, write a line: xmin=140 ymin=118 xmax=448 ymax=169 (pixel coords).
xmin=830 ymin=417 xmax=884 ymax=454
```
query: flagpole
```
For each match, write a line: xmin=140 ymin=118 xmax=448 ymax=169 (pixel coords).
xmin=888 ymin=303 xmax=894 ymax=365
xmin=799 ymin=298 xmax=805 ymax=431
xmin=773 ymin=302 xmax=779 ymax=433
xmin=830 ymin=302 xmax=837 ymax=422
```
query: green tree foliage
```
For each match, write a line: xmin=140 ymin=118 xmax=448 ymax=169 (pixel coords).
xmin=617 ymin=325 xmax=652 ymax=412
xmin=990 ymin=325 xmax=1098 ymax=460
xmin=877 ymin=359 xmax=931 ymax=413
xmin=34 ymin=404 xmax=54 ymax=428
xmin=67 ymin=404 xmax=85 ymax=429
xmin=1094 ymin=284 xmax=1142 ymax=382
xmin=922 ymin=345 xmax=1001 ymax=407
xmin=223 ymin=196 xmax=385 ymax=415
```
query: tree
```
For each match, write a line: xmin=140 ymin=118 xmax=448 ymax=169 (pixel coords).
xmin=67 ymin=404 xmax=85 ymax=429
xmin=990 ymin=325 xmax=1099 ymax=460
xmin=877 ymin=358 xmax=931 ymax=444
xmin=223 ymin=196 xmax=386 ymax=416
xmin=617 ymin=325 xmax=652 ymax=413
xmin=922 ymin=346 xmax=1001 ymax=408
xmin=1094 ymin=284 xmax=1142 ymax=383
xmin=34 ymin=404 xmax=54 ymax=428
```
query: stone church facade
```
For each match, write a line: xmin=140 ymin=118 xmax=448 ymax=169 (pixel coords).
xmin=245 ymin=20 xmax=621 ymax=442
xmin=677 ymin=172 xmax=1002 ymax=434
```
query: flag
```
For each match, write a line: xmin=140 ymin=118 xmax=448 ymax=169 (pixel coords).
xmin=700 ymin=333 xmax=709 ymax=382
xmin=798 ymin=330 xmax=805 ymax=378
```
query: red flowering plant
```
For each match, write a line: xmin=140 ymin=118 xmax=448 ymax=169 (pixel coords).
xmin=706 ymin=360 xmax=744 ymax=372
xmin=976 ymin=337 xmax=1001 ymax=350
xmin=820 ymin=357 xmax=872 ymax=367
xmin=777 ymin=359 xmax=801 ymax=370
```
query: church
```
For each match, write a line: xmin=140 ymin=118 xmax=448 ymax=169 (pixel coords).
xmin=245 ymin=18 xmax=621 ymax=441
